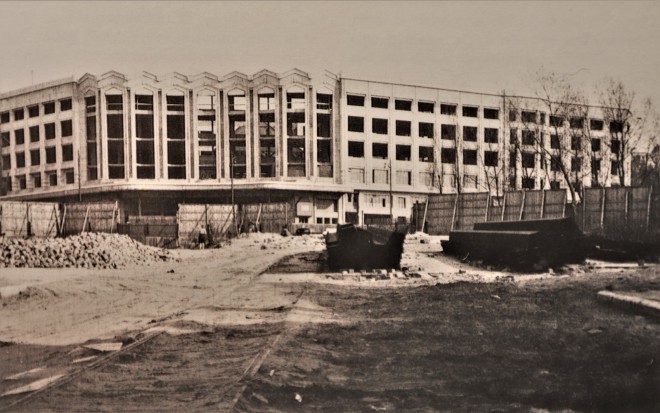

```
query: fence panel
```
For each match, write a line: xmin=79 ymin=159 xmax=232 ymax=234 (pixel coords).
xmin=0 ymin=202 xmax=30 ymax=238
xmin=62 ymin=202 xmax=118 ymax=235
xmin=29 ymin=203 xmax=59 ymax=238
xmin=424 ymin=194 xmax=457 ymax=235
xmin=502 ymin=191 xmax=524 ymax=221
xmin=456 ymin=193 xmax=489 ymax=230
xmin=543 ymin=190 xmax=566 ymax=219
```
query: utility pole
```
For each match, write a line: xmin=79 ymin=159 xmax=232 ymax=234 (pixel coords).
xmin=230 ymin=153 xmax=237 ymax=236
xmin=389 ymin=160 xmax=393 ymax=224
xmin=77 ymin=149 xmax=82 ymax=201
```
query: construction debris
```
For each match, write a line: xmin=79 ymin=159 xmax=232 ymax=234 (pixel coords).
xmin=0 ymin=233 xmax=175 ymax=269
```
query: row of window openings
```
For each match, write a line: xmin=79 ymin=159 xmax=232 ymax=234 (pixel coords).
xmin=509 ymin=111 xmax=623 ymax=132
xmin=513 ymin=152 xmax=622 ymax=175
xmin=349 ymin=169 xmax=436 ymax=187
xmin=101 ymin=93 xmax=333 ymax=114
xmin=1 ymin=121 xmax=73 ymax=147
xmin=0 ymin=99 xmax=72 ymax=124
xmin=510 ymin=130 xmax=620 ymax=153
xmin=346 ymin=95 xmax=499 ymax=119
xmin=1 ymin=146 xmax=72 ymax=170
xmin=346 ymin=142 xmax=499 ymax=167
xmin=3 ymin=170 xmax=74 ymax=191
xmin=347 ymin=119 xmax=498 ymax=142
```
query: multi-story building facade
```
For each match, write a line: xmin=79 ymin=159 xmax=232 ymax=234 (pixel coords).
xmin=0 ymin=69 xmax=631 ymax=226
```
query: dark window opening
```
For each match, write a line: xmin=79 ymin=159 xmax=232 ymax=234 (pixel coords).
xmin=570 ymin=117 xmax=584 ymax=129
xmin=610 ymin=121 xmax=624 ymax=133
xmin=522 ymin=178 xmax=535 ymax=189
xmin=28 ymin=105 xmax=39 ymax=118
xmin=441 ymin=148 xmax=456 ymax=164
xmin=372 ymin=118 xmax=388 ymax=134
xmin=45 ymin=123 xmax=56 ymax=140
xmin=522 ymin=152 xmax=535 ymax=168
xmin=32 ymin=173 xmax=41 ymax=188
xmin=13 ymin=109 xmax=24 ymax=121
xmin=539 ymin=113 xmax=546 ymax=125
xmin=316 ymin=93 xmax=332 ymax=110
xmin=484 ymin=108 xmax=499 ymax=120
xmin=419 ymin=146 xmax=434 ymax=162
xmin=85 ymin=96 xmax=96 ymax=114
xmin=371 ymin=97 xmax=388 ymax=109
xmin=17 ymin=175 xmax=26 ymax=190
xmin=441 ymin=124 xmax=456 ymax=140
xmin=61 ymin=120 xmax=73 ymax=137
xmin=484 ymin=151 xmax=498 ymax=167
xmin=107 ymin=114 xmax=124 ymax=138
xmin=396 ymin=120 xmax=411 ymax=136
xmin=15 ymin=129 xmax=24 ymax=145
xmin=106 ymin=95 xmax=123 ymax=111
xmin=0 ymin=111 xmax=9 ymax=123
xmin=509 ymin=128 xmax=518 ymax=144
xmin=551 ymin=156 xmax=562 ymax=172
xmin=521 ymin=111 xmax=536 ymax=123
xmin=463 ymin=149 xmax=477 ymax=165
xmin=611 ymin=160 xmax=620 ymax=175
xmin=47 ymin=172 xmax=57 ymax=186
xmin=259 ymin=113 xmax=276 ymax=138
xmin=348 ymin=141 xmax=364 ymax=158
xmin=590 ymin=119 xmax=604 ymax=131
xmin=419 ymin=122 xmax=434 ymax=139
xmin=317 ymin=140 xmax=332 ymax=164
xmin=611 ymin=139 xmax=621 ymax=155
xmin=60 ymin=98 xmax=72 ymax=112
xmin=418 ymin=101 xmax=434 ymax=113
xmin=46 ymin=147 xmax=56 ymax=164
xmin=135 ymin=95 xmax=154 ymax=111
xmin=550 ymin=134 xmax=561 ymax=149
xmin=136 ymin=114 xmax=154 ymax=139
xmin=29 ymin=126 xmax=40 ymax=142
xmin=43 ymin=102 xmax=55 ymax=114
xmin=509 ymin=151 xmax=517 ymax=166
xmin=64 ymin=169 xmax=75 ymax=184
xmin=1 ymin=132 xmax=9 ymax=147
xmin=463 ymin=126 xmax=477 ymax=142
xmin=462 ymin=106 xmax=478 ymax=117
xmin=62 ymin=144 xmax=73 ymax=162
xmin=509 ymin=110 xmax=517 ymax=122
xmin=17 ymin=152 xmax=25 ymax=167
xmin=167 ymin=115 xmax=186 ymax=139
xmin=571 ymin=157 xmax=582 ymax=172
xmin=396 ymin=145 xmax=411 ymax=161
xmin=317 ymin=113 xmax=331 ymax=137
xmin=347 ymin=95 xmax=365 ymax=106
xmin=1 ymin=154 xmax=11 ymax=170
xmin=29 ymin=149 xmax=39 ymax=166
xmin=440 ymin=104 xmax=457 ymax=115
xmin=571 ymin=135 xmax=582 ymax=150
xmin=592 ymin=138 xmax=601 ymax=152
xmin=395 ymin=100 xmax=412 ymax=111
xmin=348 ymin=116 xmax=364 ymax=133
xmin=372 ymin=143 xmax=388 ymax=159
xmin=550 ymin=115 xmax=564 ymax=127
xmin=484 ymin=128 xmax=498 ymax=143
xmin=167 ymin=95 xmax=185 ymax=112
xmin=522 ymin=130 xmax=535 ymax=145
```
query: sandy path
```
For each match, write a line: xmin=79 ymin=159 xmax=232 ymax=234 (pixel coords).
xmin=0 ymin=234 xmax=324 ymax=346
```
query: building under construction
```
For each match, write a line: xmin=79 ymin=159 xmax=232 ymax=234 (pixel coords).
xmin=0 ymin=69 xmax=631 ymax=228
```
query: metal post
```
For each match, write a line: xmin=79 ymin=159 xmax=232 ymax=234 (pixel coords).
xmin=501 ymin=192 xmax=507 ymax=221
xmin=540 ymin=189 xmax=546 ymax=219
xmin=600 ymin=187 xmax=606 ymax=230
xmin=450 ymin=192 xmax=459 ymax=231
xmin=519 ymin=190 xmax=526 ymax=221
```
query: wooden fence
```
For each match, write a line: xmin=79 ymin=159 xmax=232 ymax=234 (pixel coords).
xmin=61 ymin=202 xmax=119 ymax=235
xmin=415 ymin=189 xmax=567 ymax=234
xmin=0 ymin=201 xmax=60 ymax=238
xmin=414 ymin=187 xmax=659 ymax=243
xmin=177 ymin=204 xmax=236 ymax=248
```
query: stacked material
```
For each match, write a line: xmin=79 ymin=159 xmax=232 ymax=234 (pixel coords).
xmin=0 ymin=233 xmax=174 ymax=269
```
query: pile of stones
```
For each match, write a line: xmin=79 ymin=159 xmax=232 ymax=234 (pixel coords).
xmin=0 ymin=233 xmax=174 ymax=269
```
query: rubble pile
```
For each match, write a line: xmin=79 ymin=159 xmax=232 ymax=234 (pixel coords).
xmin=0 ymin=233 xmax=174 ymax=269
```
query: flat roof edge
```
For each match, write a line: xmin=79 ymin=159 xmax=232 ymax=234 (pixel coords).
xmin=0 ymin=76 xmax=76 ymax=100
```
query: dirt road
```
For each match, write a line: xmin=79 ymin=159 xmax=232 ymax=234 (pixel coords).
xmin=1 ymin=234 xmax=660 ymax=412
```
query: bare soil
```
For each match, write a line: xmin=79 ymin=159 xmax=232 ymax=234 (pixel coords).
xmin=1 ymin=234 xmax=659 ymax=412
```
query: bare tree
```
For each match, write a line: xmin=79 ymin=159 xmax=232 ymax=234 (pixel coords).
xmin=506 ymin=71 xmax=592 ymax=211
xmin=599 ymin=79 xmax=656 ymax=186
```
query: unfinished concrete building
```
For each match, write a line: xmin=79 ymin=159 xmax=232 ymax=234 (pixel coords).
xmin=0 ymin=69 xmax=631 ymax=228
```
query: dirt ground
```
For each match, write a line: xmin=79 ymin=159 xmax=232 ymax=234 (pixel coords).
xmin=1 ymin=233 xmax=659 ymax=412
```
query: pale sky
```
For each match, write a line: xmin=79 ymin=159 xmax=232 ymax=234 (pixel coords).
xmin=1 ymin=1 xmax=659 ymax=105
